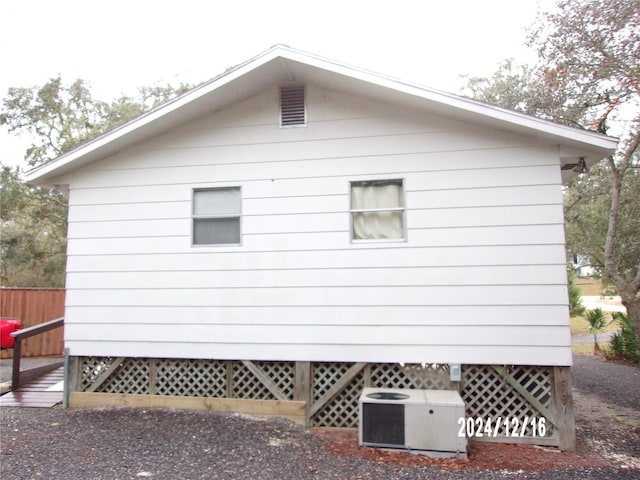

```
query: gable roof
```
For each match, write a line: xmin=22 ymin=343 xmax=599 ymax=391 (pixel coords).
xmin=25 ymin=44 xmax=618 ymax=185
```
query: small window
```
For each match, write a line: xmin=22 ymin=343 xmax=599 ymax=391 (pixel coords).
xmin=280 ymin=85 xmax=306 ymax=126
xmin=193 ymin=187 xmax=241 ymax=245
xmin=351 ymin=179 xmax=405 ymax=240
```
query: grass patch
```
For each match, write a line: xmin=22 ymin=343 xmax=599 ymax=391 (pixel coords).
xmin=571 ymin=343 xmax=612 ymax=355
xmin=614 ymin=416 xmax=640 ymax=428
xmin=570 ymin=314 xmax=620 ymax=335
xmin=574 ymin=278 xmax=603 ymax=296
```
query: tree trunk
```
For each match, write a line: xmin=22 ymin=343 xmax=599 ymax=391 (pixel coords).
xmin=621 ymin=293 xmax=640 ymax=338
xmin=603 ymin=152 xmax=640 ymax=340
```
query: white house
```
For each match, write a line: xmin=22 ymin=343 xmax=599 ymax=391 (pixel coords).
xmin=26 ymin=46 xmax=617 ymax=449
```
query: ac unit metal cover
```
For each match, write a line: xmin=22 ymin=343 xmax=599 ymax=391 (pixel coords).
xmin=359 ymin=387 xmax=467 ymax=457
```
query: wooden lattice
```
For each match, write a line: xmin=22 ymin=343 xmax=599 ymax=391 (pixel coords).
xmin=311 ymin=363 xmax=364 ymax=428
xmin=461 ymin=365 xmax=554 ymax=437
xmin=232 ymin=361 xmax=294 ymax=400
xmin=308 ymin=363 xmax=455 ymax=427
xmin=156 ymin=359 xmax=227 ymax=397
xmin=369 ymin=363 xmax=454 ymax=390
xmin=80 ymin=357 xmax=116 ymax=391
xmin=99 ymin=358 xmax=149 ymax=395
xmin=77 ymin=357 xmax=556 ymax=439
xmin=255 ymin=361 xmax=295 ymax=400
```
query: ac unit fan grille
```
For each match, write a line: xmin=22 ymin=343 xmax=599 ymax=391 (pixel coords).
xmin=362 ymin=403 xmax=405 ymax=446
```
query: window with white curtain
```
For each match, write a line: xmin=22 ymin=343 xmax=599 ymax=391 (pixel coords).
xmin=350 ymin=179 xmax=405 ymax=240
xmin=192 ymin=187 xmax=241 ymax=245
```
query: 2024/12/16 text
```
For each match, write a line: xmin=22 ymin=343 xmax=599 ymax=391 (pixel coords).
xmin=458 ymin=416 xmax=547 ymax=438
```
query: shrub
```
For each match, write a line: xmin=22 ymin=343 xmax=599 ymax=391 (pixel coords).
xmin=585 ymin=308 xmax=609 ymax=353
xmin=609 ymin=312 xmax=640 ymax=363
xmin=568 ymin=271 xmax=585 ymax=317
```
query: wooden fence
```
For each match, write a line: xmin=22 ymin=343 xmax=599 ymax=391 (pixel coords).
xmin=0 ymin=288 xmax=65 ymax=358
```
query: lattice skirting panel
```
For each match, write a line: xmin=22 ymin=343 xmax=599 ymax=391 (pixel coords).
xmin=72 ymin=357 xmax=572 ymax=447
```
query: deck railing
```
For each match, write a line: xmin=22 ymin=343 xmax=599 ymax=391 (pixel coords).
xmin=10 ymin=317 xmax=64 ymax=390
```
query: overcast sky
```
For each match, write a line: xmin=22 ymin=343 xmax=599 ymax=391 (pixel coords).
xmin=1 ymin=0 xmax=555 ymax=168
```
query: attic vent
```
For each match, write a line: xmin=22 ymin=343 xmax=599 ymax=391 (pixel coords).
xmin=280 ymin=85 xmax=306 ymax=126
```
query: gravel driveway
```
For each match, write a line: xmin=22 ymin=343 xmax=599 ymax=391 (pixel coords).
xmin=1 ymin=354 xmax=638 ymax=480
xmin=572 ymin=354 xmax=640 ymax=410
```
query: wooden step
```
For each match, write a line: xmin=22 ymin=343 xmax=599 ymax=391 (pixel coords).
xmin=0 ymin=368 xmax=63 ymax=407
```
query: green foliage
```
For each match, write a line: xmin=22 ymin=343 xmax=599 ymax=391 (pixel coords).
xmin=568 ymin=271 xmax=586 ymax=317
xmin=585 ymin=308 xmax=610 ymax=352
xmin=609 ymin=311 xmax=640 ymax=363
xmin=529 ymin=0 xmax=639 ymax=135
xmin=1 ymin=78 xmax=192 ymax=286
xmin=564 ymin=162 xmax=640 ymax=284
xmin=1 ymin=164 xmax=67 ymax=286
xmin=461 ymin=59 xmax=585 ymax=129
xmin=0 ymin=78 xmax=106 ymax=166
xmin=1 ymin=78 xmax=192 ymax=167
xmin=585 ymin=308 xmax=608 ymax=333
xmin=462 ymin=0 xmax=640 ymax=337
xmin=102 ymin=84 xmax=192 ymax=135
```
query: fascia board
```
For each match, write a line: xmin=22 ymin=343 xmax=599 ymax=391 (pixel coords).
xmin=24 ymin=47 xmax=285 ymax=184
xmin=25 ymin=45 xmax=618 ymax=184
xmin=281 ymin=48 xmax=618 ymax=153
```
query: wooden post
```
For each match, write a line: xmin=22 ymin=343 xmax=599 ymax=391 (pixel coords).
xmin=551 ymin=366 xmax=576 ymax=451
xmin=148 ymin=359 xmax=157 ymax=395
xmin=63 ymin=348 xmax=70 ymax=408
xmin=294 ymin=361 xmax=312 ymax=427
xmin=226 ymin=361 xmax=234 ymax=398
xmin=10 ymin=338 xmax=22 ymax=391
xmin=363 ymin=364 xmax=371 ymax=387
xmin=67 ymin=356 xmax=80 ymax=393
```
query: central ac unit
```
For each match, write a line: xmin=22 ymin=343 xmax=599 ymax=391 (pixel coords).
xmin=359 ymin=387 xmax=467 ymax=458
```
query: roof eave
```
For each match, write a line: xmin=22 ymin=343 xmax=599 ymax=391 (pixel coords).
xmin=24 ymin=45 xmax=619 ymax=185
xmin=24 ymin=45 xmax=289 ymax=185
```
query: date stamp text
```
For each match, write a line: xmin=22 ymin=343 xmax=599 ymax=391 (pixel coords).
xmin=457 ymin=416 xmax=547 ymax=437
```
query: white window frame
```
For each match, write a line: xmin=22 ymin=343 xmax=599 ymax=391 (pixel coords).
xmin=350 ymin=178 xmax=406 ymax=242
xmin=192 ymin=187 xmax=242 ymax=246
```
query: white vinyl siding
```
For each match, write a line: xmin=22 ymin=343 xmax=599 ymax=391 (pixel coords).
xmin=61 ymin=85 xmax=571 ymax=366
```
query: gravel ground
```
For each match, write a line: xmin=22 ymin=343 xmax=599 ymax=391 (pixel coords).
xmin=571 ymin=354 xmax=640 ymax=410
xmin=0 ymin=354 xmax=638 ymax=480
xmin=571 ymin=353 xmax=640 ymax=466
xmin=1 ymin=407 xmax=636 ymax=480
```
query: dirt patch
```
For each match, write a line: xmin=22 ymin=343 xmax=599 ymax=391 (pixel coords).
xmin=574 ymin=390 xmax=640 ymax=468
xmin=314 ymin=429 xmax=610 ymax=472
xmin=314 ymin=383 xmax=640 ymax=472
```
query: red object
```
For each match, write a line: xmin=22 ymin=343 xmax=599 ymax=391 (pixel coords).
xmin=0 ymin=318 xmax=21 ymax=349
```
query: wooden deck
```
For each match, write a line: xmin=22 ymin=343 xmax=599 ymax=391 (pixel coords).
xmin=0 ymin=367 xmax=64 ymax=407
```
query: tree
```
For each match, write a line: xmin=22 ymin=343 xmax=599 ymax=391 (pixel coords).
xmin=564 ymin=161 xmax=640 ymax=282
xmin=1 ymin=78 xmax=106 ymax=166
xmin=1 ymin=78 xmax=191 ymax=166
xmin=1 ymin=78 xmax=191 ymax=286
xmin=1 ymin=164 xmax=67 ymax=286
xmin=463 ymin=0 xmax=640 ymax=337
